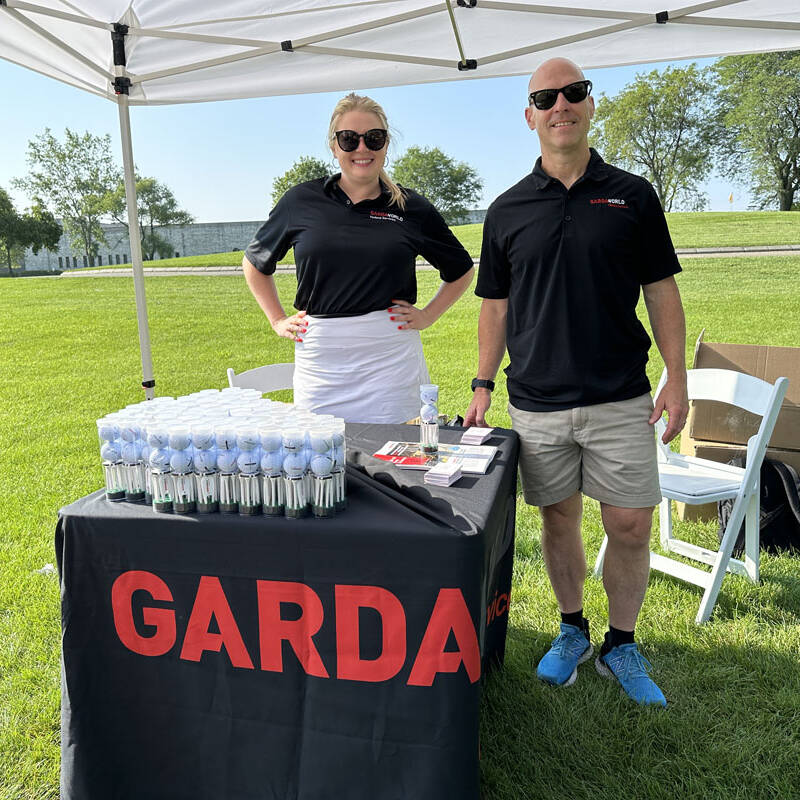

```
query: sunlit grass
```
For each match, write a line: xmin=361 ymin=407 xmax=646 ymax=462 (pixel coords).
xmin=2 ymin=256 xmax=800 ymax=798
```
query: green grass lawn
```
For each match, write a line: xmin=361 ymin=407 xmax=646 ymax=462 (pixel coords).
xmin=2 ymin=257 xmax=800 ymax=798
xmin=72 ymin=211 xmax=800 ymax=271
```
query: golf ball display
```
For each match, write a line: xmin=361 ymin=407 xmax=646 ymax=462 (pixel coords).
xmin=96 ymin=391 xmax=348 ymax=516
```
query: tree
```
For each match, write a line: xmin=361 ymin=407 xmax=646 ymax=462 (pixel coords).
xmin=714 ymin=51 xmax=800 ymax=211
xmin=0 ymin=188 xmax=62 ymax=276
xmin=272 ymin=156 xmax=329 ymax=205
xmin=13 ymin=128 xmax=120 ymax=264
xmin=390 ymin=147 xmax=483 ymax=224
xmin=105 ymin=176 xmax=194 ymax=260
xmin=591 ymin=64 xmax=718 ymax=212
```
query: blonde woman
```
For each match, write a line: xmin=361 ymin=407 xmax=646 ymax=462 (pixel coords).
xmin=243 ymin=93 xmax=474 ymax=423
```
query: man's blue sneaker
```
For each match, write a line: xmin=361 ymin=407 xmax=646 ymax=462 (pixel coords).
xmin=536 ymin=623 xmax=593 ymax=686
xmin=595 ymin=643 xmax=667 ymax=707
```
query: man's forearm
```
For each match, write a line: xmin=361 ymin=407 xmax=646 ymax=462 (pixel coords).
xmin=476 ymin=298 xmax=508 ymax=379
xmin=643 ymin=276 xmax=686 ymax=378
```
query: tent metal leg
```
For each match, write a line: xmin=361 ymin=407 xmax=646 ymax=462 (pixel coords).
xmin=117 ymin=94 xmax=156 ymax=400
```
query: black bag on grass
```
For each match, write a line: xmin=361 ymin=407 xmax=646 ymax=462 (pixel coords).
xmin=718 ymin=457 xmax=800 ymax=556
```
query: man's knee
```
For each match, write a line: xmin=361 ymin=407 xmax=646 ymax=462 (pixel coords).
xmin=541 ymin=491 xmax=582 ymax=533
xmin=601 ymin=504 xmax=653 ymax=548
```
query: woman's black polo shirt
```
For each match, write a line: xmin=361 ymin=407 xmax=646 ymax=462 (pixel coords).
xmin=476 ymin=149 xmax=681 ymax=412
xmin=245 ymin=175 xmax=473 ymax=317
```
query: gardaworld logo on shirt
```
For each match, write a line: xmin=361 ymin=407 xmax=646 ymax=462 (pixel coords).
xmin=369 ymin=210 xmax=404 ymax=223
xmin=590 ymin=198 xmax=628 ymax=208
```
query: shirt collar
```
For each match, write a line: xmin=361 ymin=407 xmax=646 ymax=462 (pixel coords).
xmin=530 ymin=148 xmax=609 ymax=190
xmin=324 ymin=173 xmax=392 ymax=205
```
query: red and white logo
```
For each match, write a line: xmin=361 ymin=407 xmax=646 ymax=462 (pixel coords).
xmin=369 ymin=210 xmax=404 ymax=223
xmin=590 ymin=197 xmax=627 ymax=208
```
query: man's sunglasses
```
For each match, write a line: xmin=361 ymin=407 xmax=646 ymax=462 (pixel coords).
xmin=528 ymin=80 xmax=592 ymax=110
xmin=334 ymin=128 xmax=388 ymax=152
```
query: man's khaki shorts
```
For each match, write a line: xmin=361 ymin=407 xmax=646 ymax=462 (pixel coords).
xmin=508 ymin=393 xmax=662 ymax=509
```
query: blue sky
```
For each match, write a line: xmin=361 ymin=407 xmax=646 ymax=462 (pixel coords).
xmin=1 ymin=56 xmax=746 ymax=224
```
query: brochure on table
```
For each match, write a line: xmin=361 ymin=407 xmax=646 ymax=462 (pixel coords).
xmin=373 ymin=441 xmax=497 ymax=474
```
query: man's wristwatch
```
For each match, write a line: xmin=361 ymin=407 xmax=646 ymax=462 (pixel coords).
xmin=471 ymin=378 xmax=495 ymax=392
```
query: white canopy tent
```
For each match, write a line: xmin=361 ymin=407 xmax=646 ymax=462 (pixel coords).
xmin=2 ymin=0 xmax=799 ymax=397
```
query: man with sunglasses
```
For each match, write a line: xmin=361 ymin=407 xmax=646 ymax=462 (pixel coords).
xmin=465 ymin=58 xmax=688 ymax=707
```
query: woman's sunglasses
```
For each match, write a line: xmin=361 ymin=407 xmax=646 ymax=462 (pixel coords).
xmin=528 ymin=80 xmax=592 ymax=110
xmin=334 ymin=128 xmax=388 ymax=152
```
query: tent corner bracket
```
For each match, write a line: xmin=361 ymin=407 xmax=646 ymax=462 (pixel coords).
xmin=281 ymin=40 xmax=294 ymax=52
xmin=656 ymin=11 xmax=669 ymax=24
xmin=458 ymin=59 xmax=477 ymax=71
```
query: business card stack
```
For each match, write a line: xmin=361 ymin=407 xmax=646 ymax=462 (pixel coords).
xmin=423 ymin=459 xmax=463 ymax=487
xmin=460 ymin=427 xmax=494 ymax=445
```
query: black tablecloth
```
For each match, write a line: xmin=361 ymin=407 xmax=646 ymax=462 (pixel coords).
xmin=57 ymin=424 xmax=519 ymax=800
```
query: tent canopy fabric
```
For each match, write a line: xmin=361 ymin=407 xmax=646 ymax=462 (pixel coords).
xmin=3 ymin=1 xmax=800 ymax=106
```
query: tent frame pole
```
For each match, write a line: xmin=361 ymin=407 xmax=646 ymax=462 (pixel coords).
xmin=116 ymin=92 xmax=156 ymax=400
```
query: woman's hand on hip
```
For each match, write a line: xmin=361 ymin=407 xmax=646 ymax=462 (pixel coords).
xmin=272 ymin=310 xmax=307 ymax=342
xmin=389 ymin=300 xmax=432 ymax=331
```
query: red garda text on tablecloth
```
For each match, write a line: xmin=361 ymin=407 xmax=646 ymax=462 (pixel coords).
xmin=110 ymin=570 xmax=493 ymax=686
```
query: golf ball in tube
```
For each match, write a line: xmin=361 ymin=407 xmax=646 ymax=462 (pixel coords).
xmin=170 ymin=449 xmax=193 ymax=474
xmin=194 ymin=449 xmax=217 ymax=474
xmin=149 ymin=448 xmax=171 ymax=471
xmin=100 ymin=441 xmax=122 ymax=463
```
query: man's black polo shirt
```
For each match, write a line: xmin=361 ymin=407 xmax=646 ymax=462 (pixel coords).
xmin=245 ymin=175 xmax=473 ymax=317
xmin=476 ymin=149 xmax=681 ymax=412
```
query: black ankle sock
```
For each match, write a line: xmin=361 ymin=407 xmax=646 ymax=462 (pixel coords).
xmin=560 ymin=611 xmax=590 ymax=642
xmin=600 ymin=626 xmax=635 ymax=657
xmin=560 ymin=610 xmax=584 ymax=629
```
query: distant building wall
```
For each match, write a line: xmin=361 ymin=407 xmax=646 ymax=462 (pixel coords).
xmin=23 ymin=212 xmax=487 ymax=271
xmin=23 ymin=220 xmax=264 ymax=271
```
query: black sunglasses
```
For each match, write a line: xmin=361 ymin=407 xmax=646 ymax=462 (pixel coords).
xmin=334 ymin=128 xmax=388 ymax=152
xmin=528 ymin=80 xmax=592 ymax=110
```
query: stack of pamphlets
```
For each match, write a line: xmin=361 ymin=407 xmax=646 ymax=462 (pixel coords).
xmin=460 ymin=427 xmax=494 ymax=445
xmin=372 ymin=441 xmax=498 ymax=474
xmin=423 ymin=459 xmax=463 ymax=487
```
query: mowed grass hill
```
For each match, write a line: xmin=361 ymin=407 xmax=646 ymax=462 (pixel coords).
xmin=74 ymin=210 xmax=800 ymax=271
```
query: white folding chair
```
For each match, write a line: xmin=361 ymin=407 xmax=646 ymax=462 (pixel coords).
xmin=227 ymin=363 xmax=294 ymax=394
xmin=595 ymin=367 xmax=789 ymax=624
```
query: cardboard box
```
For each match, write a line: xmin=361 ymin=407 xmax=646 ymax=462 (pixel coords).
xmin=687 ymin=333 xmax=800 ymax=450
xmin=674 ymin=434 xmax=800 ymax=522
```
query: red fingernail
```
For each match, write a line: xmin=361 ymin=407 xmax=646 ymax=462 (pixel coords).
xmin=390 ymin=316 xmax=396 ymax=321
xmin=397 ymin=325 xmax=403 ymax=330
xmin=297 ymin=338 xmax=303 ymax=342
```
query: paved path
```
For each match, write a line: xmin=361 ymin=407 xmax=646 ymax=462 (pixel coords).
xmin=57 ymin=244 xmax=800 ymax=278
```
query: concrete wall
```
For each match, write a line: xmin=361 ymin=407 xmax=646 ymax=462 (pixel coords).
xmin=23 ymin=212 xmax=488 ymax=271
xmin=23 ymin=220 xmax=263 ymax=271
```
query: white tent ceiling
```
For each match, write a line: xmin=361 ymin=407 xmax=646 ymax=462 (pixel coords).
xmin=2 ymin=1 xmax=799 ymax=396
xmin=2 ymin=1 xmax=799 ymax=106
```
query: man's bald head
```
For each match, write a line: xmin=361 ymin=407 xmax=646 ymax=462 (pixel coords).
xmin=529 ymin=58 xmax=585 ymax=93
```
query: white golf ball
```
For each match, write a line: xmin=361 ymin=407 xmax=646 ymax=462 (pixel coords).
xmin=120 ymin=425 xmax=140 ymax=443
xmin=216 ymin=429 xmax=237 ymax=450
xmin=192 ymin=429 xmax=214 ymax=450
xmin=170 ymin=449 xmax=193 ymax=473
xmin=169 ymin=431 xmax=192 ymax=451
xmin=309 ymin=434 xmax=333 ymax=454
xmin=237 ymin=431 xmax=260 ymax=451
xmin=310 ymin=454 xmax=333 ymax=477
xmin=237 ymin=452 xmax=260 ymax=474
xmin=261 ymin=450 xmax=284 ymax=476
xmin=194 ymin=449 xmax=217 ymax=473
xmin=217 ymin=449 xmax=239 ymax=473
xmin=98 ymin=423 xmax=119 ymax=441
xmin=100 ymin=441 xmax=121 ymax=463
xmin=260 ymin=433 xmax=283 ymax=452
xmin=283 ymin=452 xmax=306 ymax=477
xmin=149 ymin=448 xmax=171 ymax=470
xmin=148 ymin=430 xmax=169 ymax=449
xmin=420 ymin=403 xmax=438 ymax=423
xmin=331 ymin=431 xmax=345 ymax=448
xmin=121 ymin=442 xmax=142 ymax=464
